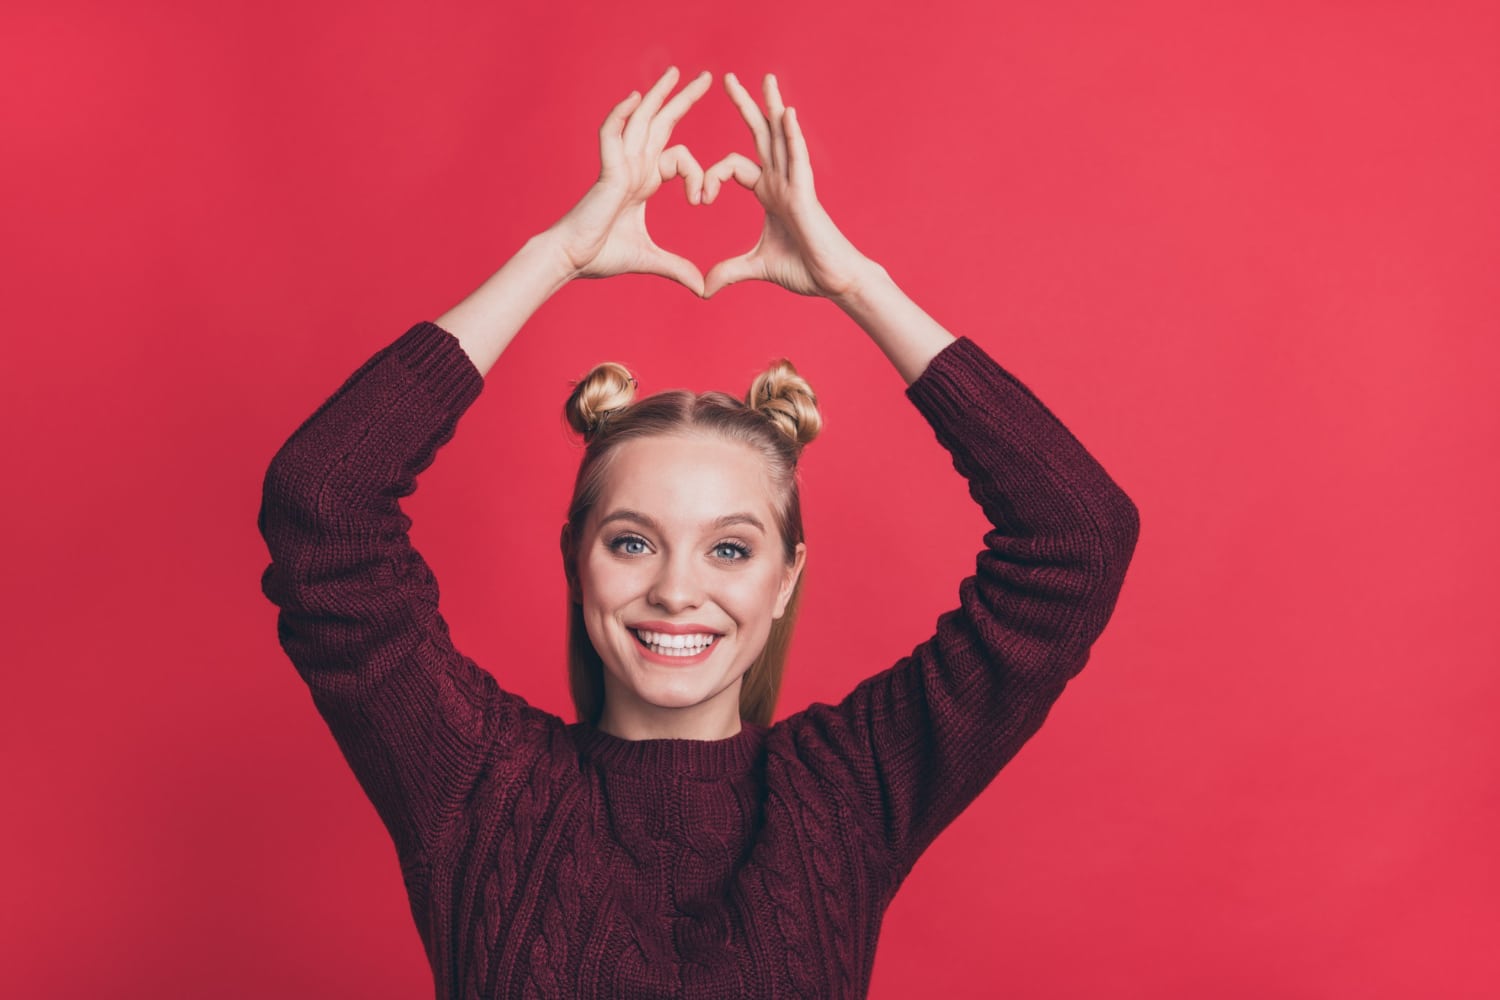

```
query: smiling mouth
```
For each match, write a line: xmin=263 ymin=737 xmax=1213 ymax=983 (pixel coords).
xmin=629 ymin=628 xmax=719 ymax=657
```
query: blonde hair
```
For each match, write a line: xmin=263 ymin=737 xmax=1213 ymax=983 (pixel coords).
xmin=558 ymin=357 xmax=822 ymax=728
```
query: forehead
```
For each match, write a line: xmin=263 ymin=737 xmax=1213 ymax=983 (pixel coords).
xmin=593 ymin=434 xmax=775 ymax=531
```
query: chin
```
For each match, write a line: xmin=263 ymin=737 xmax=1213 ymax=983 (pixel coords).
xmin=642 ymin=676 xmax=719 ymax=706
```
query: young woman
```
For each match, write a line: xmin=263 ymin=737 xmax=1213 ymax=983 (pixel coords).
xmin=259 ymin=66 xmax=1140 ymax=1000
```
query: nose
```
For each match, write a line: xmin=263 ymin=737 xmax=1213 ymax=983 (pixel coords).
xmin=648 ymin=549 xmax=704 ymax=613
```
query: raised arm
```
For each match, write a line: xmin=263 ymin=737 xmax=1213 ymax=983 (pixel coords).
xmin=708 ymin=73 xmax=1141 ymax=883
xmin=809 ymin=331 xmax=1140 ymax=884
xmin=258 ymin=321 xmax=531 ymax=879
xmin=257 ymin=67 xmax=716 ymax=878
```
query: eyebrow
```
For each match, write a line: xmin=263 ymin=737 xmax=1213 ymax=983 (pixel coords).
xmin=597 ymin=508 xmax=766 ymax=535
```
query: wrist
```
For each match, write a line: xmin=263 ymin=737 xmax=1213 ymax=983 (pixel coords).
xmin=542 ymin=181 xmax=629 ymax=280
xmin=528 ymin=228 xmax=586 ymax=285
xmin=827 ymin=257 xmax=892 ymax=313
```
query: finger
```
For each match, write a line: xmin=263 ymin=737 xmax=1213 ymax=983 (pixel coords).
xmin=703 ymin=253 xmax=762 ymax=298
xmin=646 ymin=248 xmax=706 ymax=297
xmin=784 ymin=106 xmax=814 ymax=189
xmin=723 ymin=71 xmax=771 ymax=167
xmin=660 ymin=144 xmax=706 ymax=205
xmin=599 ymin=90 xmax=643 ymax=174
xmin=624 ymin=65 xmax=681 ymax=150
xmin=701 ymin=152 xmax=762 ymax=204
xmin=650 ymin=69 xmax=712 ymax=148
xmin=764 ymin=73 xmax=788 ymax=177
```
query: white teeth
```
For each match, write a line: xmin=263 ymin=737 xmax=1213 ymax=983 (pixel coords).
xmin=635 ymin=629 xmax=716 ymax=648
xmin=646 ymin=641 xmax=709 ymax=657
xmin=633 ymin=629 xmax=716 ymax=655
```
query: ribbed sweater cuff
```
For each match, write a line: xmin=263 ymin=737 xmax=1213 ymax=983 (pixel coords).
xmin=390 ymin=320 xmax=486 ymax=415
xmin=905 ymin=335 xmax=1046 ymax=424
xmin=903 ymin=334 xmax=1089 ymax=457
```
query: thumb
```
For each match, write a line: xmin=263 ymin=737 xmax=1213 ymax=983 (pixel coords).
xmin=642 ymin=246 xmax=706 ymax=298
xmin=703 ymin=254 xmax=761 ymax=298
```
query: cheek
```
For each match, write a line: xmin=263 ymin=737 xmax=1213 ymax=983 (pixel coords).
xmin=580 ymin=553 xmax=639 ymax=601
xmin=726 ymin=569 xmax=786 ymax=619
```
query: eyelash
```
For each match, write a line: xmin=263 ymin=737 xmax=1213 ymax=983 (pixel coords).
xmin=607 ymin=533 xmax=752 ymax=561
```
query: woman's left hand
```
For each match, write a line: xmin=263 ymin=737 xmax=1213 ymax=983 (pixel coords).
xmin=701 ymin=72 xmax=875 ymax=301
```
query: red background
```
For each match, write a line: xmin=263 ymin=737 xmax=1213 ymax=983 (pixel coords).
xmin=4 ymin=1 xmax=1496 ymax=997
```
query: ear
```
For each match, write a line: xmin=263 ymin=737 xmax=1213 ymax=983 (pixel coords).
xmin=560 ymin=523 xmax=581 ymax=604
xmin=772 ymin=542 xmax=807 ymax=620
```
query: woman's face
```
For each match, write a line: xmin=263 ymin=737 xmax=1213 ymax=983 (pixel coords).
xmin=572 ymin=432 xmax=806 ymax=741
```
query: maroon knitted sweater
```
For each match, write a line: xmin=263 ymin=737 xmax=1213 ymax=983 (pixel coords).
xmin=257 ymin=320 xmax=1139 ymax=999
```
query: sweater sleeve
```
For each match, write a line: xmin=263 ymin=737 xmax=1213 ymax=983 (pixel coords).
xmin=256 ymin=320 xmax=540 ymax=880
xmin=788 ymin=335 xmax=1141 ymax=887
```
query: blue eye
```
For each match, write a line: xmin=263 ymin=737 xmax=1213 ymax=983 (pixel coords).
xmin=714 ymin=541 xmax=752 ymax=561
xmin=609 ymin=534 xmax=649 ymax=555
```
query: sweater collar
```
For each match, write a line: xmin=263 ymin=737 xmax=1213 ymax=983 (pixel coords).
xmin=569 ymin=720 xmax=768 ymax=776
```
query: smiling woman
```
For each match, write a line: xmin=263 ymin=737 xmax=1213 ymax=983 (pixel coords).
xmin=558 ymin=357 xmax=818 ymax=741
xmin=257 ymin=65 xmax=1139 ymax=999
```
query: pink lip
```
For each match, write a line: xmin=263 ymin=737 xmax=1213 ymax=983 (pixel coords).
xmin=629 ymin=620 xmax=724 ymax=635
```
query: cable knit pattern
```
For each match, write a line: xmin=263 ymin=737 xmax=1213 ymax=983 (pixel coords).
xmin=258 ymin=320 xmax=1140 ymax=999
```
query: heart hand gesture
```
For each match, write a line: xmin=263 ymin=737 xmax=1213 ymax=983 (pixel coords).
xmin=545 ymin=67 xmax=875 ymax=303
xmin=438 ymin=68 xmax=915 ymax=378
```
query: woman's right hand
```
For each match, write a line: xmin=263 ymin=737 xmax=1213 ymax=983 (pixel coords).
xmin=546 ymin=66 xmax=712 ymax=296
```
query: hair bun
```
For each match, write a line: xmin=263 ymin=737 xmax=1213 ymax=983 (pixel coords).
xmin=746 ymin=358 xmax=822 ymax=450
xmin=565 ymin=361 xmax=638 ymax=441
